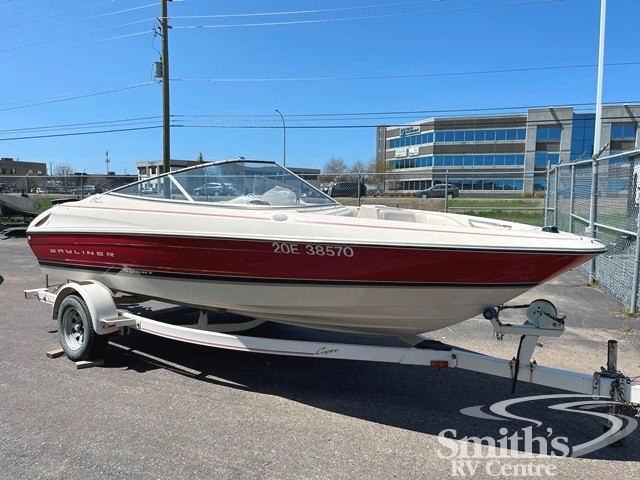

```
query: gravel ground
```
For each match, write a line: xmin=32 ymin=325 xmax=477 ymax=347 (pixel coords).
xmin=1 ymin=235 xmax=639 ymax=480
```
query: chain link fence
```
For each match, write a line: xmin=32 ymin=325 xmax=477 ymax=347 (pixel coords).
xmin=317 ymin=171 xmax=547 ymax=226
xmin=0 ymin=174 xmax=135 ymax=197
xmin=0 ymin=174 xmax=138 ymax=219
xmin=547 ymin=150 xmax=640 ymax=312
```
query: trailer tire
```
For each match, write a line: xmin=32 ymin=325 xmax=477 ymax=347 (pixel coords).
xmin=58 ymin=295 xmax=107 ymax=361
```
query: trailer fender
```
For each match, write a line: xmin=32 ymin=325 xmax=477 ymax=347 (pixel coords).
xmin=52 ymin=281 xmax=118 ymax=335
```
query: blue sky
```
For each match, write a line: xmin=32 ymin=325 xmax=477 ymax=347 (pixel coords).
xmin=1 ymin=0 xmax=639 ymax=174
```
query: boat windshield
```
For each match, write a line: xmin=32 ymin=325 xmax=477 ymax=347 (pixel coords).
xmin=110 ymin=160 xmax=338 ymax=207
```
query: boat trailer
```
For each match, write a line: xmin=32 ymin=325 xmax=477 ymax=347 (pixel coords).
xmin=25 ymin=281 xmax=640 ymax=406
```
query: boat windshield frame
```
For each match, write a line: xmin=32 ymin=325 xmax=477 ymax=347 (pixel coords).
xmin=107 ymin=159 xmax=340 ymax=209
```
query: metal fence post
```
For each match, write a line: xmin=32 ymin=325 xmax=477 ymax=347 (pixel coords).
xmin=569 ymin=165 xmax=576 ymax=233
xmin=553 ymin=165 xmax=559 ymax=226
xmin=444 ymin=170 xmax=449 ymax=213
xmin=588 ymin=157 xmax=599 ymax=283
xmin=631 ymin=184 xmax=640 ymax=314
xmin=544 ymin=162 xmax=551 ymax=225
xmin=357 ymin=173 xmax=361 ymax=206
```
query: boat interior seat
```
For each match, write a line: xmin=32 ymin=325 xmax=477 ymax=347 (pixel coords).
xmin=379 ymin=210 xmax=418 ymax=223
xmin=357 ymin=205 xmax=389 ymax=219
xmin=358 ymin=205 xmax=466 ymax=226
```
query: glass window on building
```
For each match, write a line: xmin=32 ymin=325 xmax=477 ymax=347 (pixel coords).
xmin=536 ymin=126 xmax=562 ymax=141
xmin=535 ymin=153 xmax=560 ymax=168
xmin=611 ymin=123 xmax=636 ymax=139
xmin=570 ymin=113 xmax=595 ymax=161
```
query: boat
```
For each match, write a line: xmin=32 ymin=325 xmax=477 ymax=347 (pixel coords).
xmin=0 ymin=192 xmax=42 ymax=218
xmin=26 ymin=159 xmax=605 ymax=336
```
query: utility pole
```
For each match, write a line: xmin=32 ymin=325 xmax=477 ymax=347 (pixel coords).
xmin=105 ymin=151 xmax=110 ymax=174
xmin=160 ymin=0 xmax=171 ymax=175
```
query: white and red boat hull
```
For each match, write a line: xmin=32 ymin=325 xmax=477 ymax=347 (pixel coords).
xmin=26 ymin=159 xmax=605 ymax=336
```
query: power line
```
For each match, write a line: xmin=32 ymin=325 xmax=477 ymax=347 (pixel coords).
xmin=171 ymin=0 xmax=443 ymax=20
xmin=170 ymin=116 xmax=638 ymax=130
xmin=0 ymin=30 xmax=150 ymax=59
xmin=0 ymin=125 xmax=162 ymax=142
xmin=174 ymin=100 xmax=639 ymax=119
xmin=172 ymin=0 xmax=564 ymax=29
xmin=0 ymin=0 xmax=118 ymax=29
xmin=0 ymin=82 xmax=156 ymax=111
xmin=172 ymin=113 xmax=640 ymax=128
xmin=2 ymin=109 xmax=638 ymax=141
xmin=0 ymin=116 xmax=162 ymax=134
xmin=0 ymin=18 xmax=155 ymax=53
xmin=171 ymin=61 xmax=640 ymax=84
xmin=0 ymin=3 xmax=157 ymax=38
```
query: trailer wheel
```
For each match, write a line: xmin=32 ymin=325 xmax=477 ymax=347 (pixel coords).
xmin=58 ymin=295 xmax=107 ymax=361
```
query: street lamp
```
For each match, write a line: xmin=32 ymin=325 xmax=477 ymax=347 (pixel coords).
xmin=275 ymin=109 xmax=286 ymax=167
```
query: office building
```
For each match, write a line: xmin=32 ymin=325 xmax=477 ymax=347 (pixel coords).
xmin=375 ymin=104 xmax=640 ymax=193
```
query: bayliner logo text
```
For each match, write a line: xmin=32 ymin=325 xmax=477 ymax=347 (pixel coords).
xmin=49 ymin=248 xmax=115 ymax=258
xmin=437 ymin=394 xmax=638 ymax=477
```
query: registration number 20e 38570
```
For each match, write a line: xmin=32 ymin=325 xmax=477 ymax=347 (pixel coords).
xmin=272 ymin=242 xmax=355 ymax=257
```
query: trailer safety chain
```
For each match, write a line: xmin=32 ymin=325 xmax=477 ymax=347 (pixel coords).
xmin=602 ymin=371 xmax=640 ymax=417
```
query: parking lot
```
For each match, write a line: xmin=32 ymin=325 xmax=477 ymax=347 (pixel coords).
xmin=1 ymin=236 xmax=639 ymax=479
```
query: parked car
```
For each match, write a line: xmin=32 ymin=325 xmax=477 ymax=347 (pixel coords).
xmin=328 ymin=182 xmax=367 ymax=198
xmin=415 ymin=184 xmax=459 ymax=199
xmin=193 ymin=182 xmax=239 ymax=197
xmin=141 ymin=187 xmax=158 ymax=196
xmin=193 ymin=182 xmax=223 ymax=196
xmin=71 ymin=185 xmax=96 ymax=195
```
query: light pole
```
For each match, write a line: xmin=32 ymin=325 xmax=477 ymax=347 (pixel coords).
xmin=48 ymin=162 xmax=53 ymax=193
xmin=275 ymin=109 xmax=286 ymax=167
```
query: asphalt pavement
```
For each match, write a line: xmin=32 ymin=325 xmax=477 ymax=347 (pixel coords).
xmin=1 ymin=236 xmax=639 ymax=479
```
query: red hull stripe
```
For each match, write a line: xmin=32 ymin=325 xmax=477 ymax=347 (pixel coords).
xmin=38 ymin=261 xmax=539 ymax=288
xmin=29 ymin=233 xmax=597 ymax=285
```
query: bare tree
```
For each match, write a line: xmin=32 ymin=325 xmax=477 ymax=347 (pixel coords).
xmin=197 ymin=152 xmax=205 ymax=164
xmin=321 ymin=156 xmax=349 ymax=183
xmin=367 ymin=157 xmax=388 ymax=194
xmin=350 ymin=159 xmax=368 ymax=174
xmin=54 ymin=163 xmax=74 ymax=177
xmin=51 ymin=163 xmax=74 ymax=193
